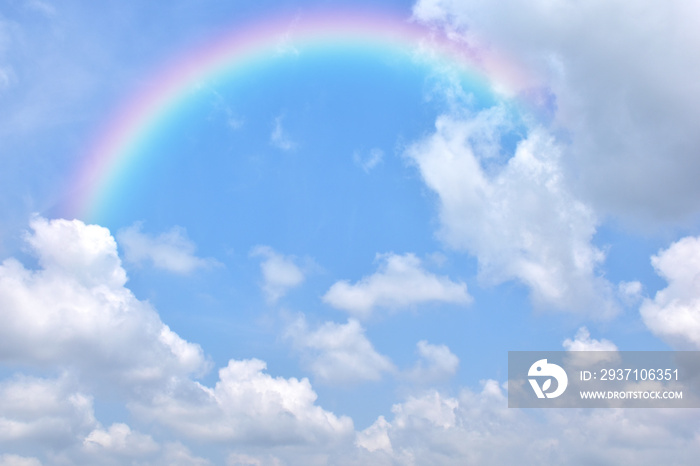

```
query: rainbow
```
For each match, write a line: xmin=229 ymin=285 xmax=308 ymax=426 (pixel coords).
xmin=65 ymin=8 xmax=536 ymax=220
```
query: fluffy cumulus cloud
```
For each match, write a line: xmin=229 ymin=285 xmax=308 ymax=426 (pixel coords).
xmin=286 ymin=317 xmax=395 ymax=384
xmin=413 ymin=0 xmax=700 ymax=224
xmin=83 ymin=423 xmax=159 ymax=457
xmin=405 ymin=114 xmax=616 ymax=315
xmin=640 ymin=236 xmax=700 ymax=348
xmin=131 ymin=358 xmax=354 ymax=446
xmin=323 ymin=253 xmax=471 ymax=318
xmin=0 ymin=217 xmax=365 ymax=463
xmin=406 ymin=340 xmax=459 ymax=383
xmin=0 ymin=375 xmax=95 ymax=451
xmin=251 ymin=245 xmax=305 ymax=302
xmin=0 ymin=214 xmax=696 ymax=464
xmin=117 ymin=222 xmax=215 ymax=274
xmin=350 ymin=381 xmax=700 ymax=465
xmin=562 ymin=327 xmax=618 ymax=352
xmin=0 ymin=374 xmax=174 ymax=464
xmin=356 ymin=383 xmax=537 ymax=464
xmin=0 ymin=217 xmax=208 ymax=392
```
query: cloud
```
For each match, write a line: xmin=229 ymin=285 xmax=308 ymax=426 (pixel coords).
xmin=404 ymin=112 xmax=617 ymax=316
xmin=24 ymin=1 xmax=57 ymax=17
xmin=251 ymin=246 xmax=305 ymax=302
xmin=156 ymin=443 xmax=212 ymax=466
xmin=355 ymin=415 xmax=392 ymax=454
xmin=405 ymin=340 xmax=459 ymax=383
xmin=353 ymin=148 xmax=384 ymax=172
xmin=562 ymin=327 xmax=618 ymax=352
xmin=117 ymin=222 xmax=216 ymax=274
xmin=0 ymin=217 xmax=355 ymax=460
xmin=640 ymin=235 xmax=700 ymax=348
xmin=352 ymin=381 xmax=700 ymax=465
xmin=0 ymin=375 xmax=95 ymax=450
xmin=323 ymin=253 xmax=471 ymax=318
xmin=618 ymin=280 xmax=643 ymax=305
xmin=0 ymin=217 xmax=208 ymax=392
xmin=0 ymin=455 xmax=41 ymax=466
xmin=0 ymin=66 xmax=15 ymax=93
xmin=226 ymin=452 xmax=269 ymax=466
xmin=131 ymin=358 xmax=354 ymax=446
xmin=209 ymin=89 xmax=244 ymax=130
xmin=286 ymin=317 xmax=395 ymax=384
xmin=270 ymin=115 xmax=296 ymax=151
xmin=412 ymin=0 xmax=700 ymax=224
xmin=83 ymin=423 xmax=159 ymax=457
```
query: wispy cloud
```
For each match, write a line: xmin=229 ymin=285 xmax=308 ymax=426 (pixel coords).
xmin=270 ymin=115 xmax=296 ymax=151
xmin=24 ymin=1 xmax=57 ymax=17
xmin=353 ymin=148 xmax=384 ymax=172
xmin=0 ymin=67 xmax=15 ymax=93
xmin=209 ymin=89 xmax=244 ymax=130
xmin=117 ymin=223 xmax=217 ymax=274
xmin=251 ymin=245 xmax=305 ymax=303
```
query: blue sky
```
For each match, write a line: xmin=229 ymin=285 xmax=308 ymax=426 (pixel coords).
xmin=1 ymin=0 xmax=700 ymax=464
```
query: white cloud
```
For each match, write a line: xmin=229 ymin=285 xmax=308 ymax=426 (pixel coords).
xmin=0 ymin=375 xmax=96 ymax=450
xmin=355 ymin=415 xmax=392 ymax=454
xmin=640 ymin=236 xmax=700 ymax=348
xmin=227 ymin=452 xmax=281 ymax=466
xmin=406 ymin=340 xmax=459 ymax=383
xmin=0 ymin=217 xmax=208 ymax=391
xmin=0 ymin=217 xmax=358 ymax=461
xmin=270 ymin=115 xmax=296 ymax=151
xmin=562 ymin=327 xmax=618 ymax=352
xmin=0 ymin=66 xmax=15 ymax=93
xmin=404 ymin=113 xmax=617 ymax=316
xmin=412 ymin=0 xmax=700 ymax=224
xmin=209 ymin=89 xmax=244 ymax=130
xmin=131 ymin=358 xmax=354 ymax=446
xmin=353 ymin=148 xmax=384 ymax=172
xmin=117 ymin=222 xmax=215 ymax=274
xmin=352 ymin=381 xmax=700 ymax=465
xmin=83 ymin=423 xmax=159 ymax=457
xmin=4 ymin=368 xmax=695 ymax=465
xmin=618 ymin=280 xmax=643 ymax=305
xmin=156 ymin=443 xmax=212 ymax=466
xmin=251 ymin=246 xmax=305 ymax=303
xmin=78 ymin=437 xmax=211 ymax=466
xmin=323 ymin=253 xmax=471 ymax=318
xmin=286 ymin=317 xmax=395 ymax=384
xmin=0 ymin=455 xmax=41 ymax=466
xmin=24 ymin=1 xmax=57 ymax=17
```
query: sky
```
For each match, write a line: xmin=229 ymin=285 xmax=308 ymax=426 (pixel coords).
xmin=1 ymin=0 xmax=700 ymax=464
